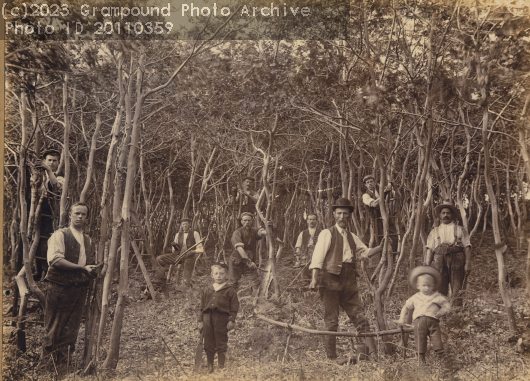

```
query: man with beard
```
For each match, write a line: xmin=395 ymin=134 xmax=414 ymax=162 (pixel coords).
xmin=294 ymin=213 xmax=321 ymax=278
xmin=425 ymin=201 xmax=471 ymax=307
xmin=40 ymin=202 xmax=98 ymax=373
xmin=309 ymin=198 xmax=385 ymax=363
xmin=229 ymin=212 xmax=267 ymax=293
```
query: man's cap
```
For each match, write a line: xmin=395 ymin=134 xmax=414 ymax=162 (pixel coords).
xmin=180 ymin=218 xmax=191 ymax=223
xmin=434 ymin=201 xmax=460 ymax=220
xmin=242 ymin=176 xmax=255 ymax=182
xmin=240 ymin=212 xmax=254 ymax=219
xmin=42 ymin=149 xmax=61 ymax=159
xmin=409 ymin=266 xmax=442 ymax=290
xmin=306 ymin=213 xmax=318 ymax=219
xmin=212 ymin=262 xmax=229 ymax=270
xmin=332 ymin=198 xmax=354 ymax=212
xmin=363 ymin=174 xmax=375 ymax=183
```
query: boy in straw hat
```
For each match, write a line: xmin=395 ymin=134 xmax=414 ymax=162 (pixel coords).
xmin=398 ymin=266 xmax=450 ymax=362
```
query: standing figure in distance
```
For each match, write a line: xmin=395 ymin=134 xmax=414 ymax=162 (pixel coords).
xmin=425 ymin=202 xmax=471 ymax=307
xmin=309 ymin=198 xmax=384 ymax=363
xmin=294 ymin=213 xmax=321 ymax=279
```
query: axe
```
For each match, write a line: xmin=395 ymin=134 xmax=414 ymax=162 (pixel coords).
xmin=194 ymin=331 xmax=204 ymax=372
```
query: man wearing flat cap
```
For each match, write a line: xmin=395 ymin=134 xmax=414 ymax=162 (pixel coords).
xmin=425 ymin=201 xmax=471 ymax=307
xmin=309 ymin=198 xmax=385 ymax=363
xmin=230 ymin=212 xmax=267 ymax=294
xmin=362 ymin=175 xmax=398 ymax=258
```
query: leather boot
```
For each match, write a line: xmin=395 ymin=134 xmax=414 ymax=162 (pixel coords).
xmin=218 ymin=352 xmax=226 ymax=369
xmin=325 ymin=335 xmax=337 ymax=360
xmin=206 ymin=351 xmax=215 ymax=373
xmin=361 ymin=337 xmax=377 ymax=361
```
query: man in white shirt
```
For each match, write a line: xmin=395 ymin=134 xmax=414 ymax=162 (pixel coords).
xmin=309 ymin=198 xmax=384 ymax=363
xmin=293 ymin=214 xmax=321 ymax=274
xmin=40 ymin=202 xmax=98 ymax=373
xmin=425 ymin=202 xmax=471 ymax=306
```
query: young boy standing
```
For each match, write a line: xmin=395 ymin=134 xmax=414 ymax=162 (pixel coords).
xmin=197 ymin=263 xmax=239 ymax=373
xmin=398 ymin=266 xmax=450 ymax=362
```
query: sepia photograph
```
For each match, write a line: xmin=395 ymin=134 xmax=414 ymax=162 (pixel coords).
xmin=2 ymin=0 xmax=530 ymax=379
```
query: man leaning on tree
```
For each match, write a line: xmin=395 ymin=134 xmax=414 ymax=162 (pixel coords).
xmin=309 ymin=198 xmax=384 ymax=364
xmin=39 ymin=202 xmax=98 ymax=374
xmin=425 ymin=201 xmax=471 ymax=307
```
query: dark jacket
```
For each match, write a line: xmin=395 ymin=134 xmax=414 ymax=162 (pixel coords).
xmin=231 ymin=226 xmax=262 ymax=262
xmin=45 ymin=227 xmax=95 ymax=287
xmin=322 ymin=226 xmax=356 ymax=275
xmin=300 ymin=228 xmax=321 ymax=254
xmin=197 ymin=283 xmax=239 ymax=322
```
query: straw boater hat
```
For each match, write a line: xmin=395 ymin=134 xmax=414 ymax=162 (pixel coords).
xmin=363 ymin=174 xmax=375 ymax=183
xmin=434 ymin=201 xmax=460 ymax=220
xmin=409 ymin=266 xmax=442 ymax=290
xmin=332 ymin=198 xmax=355 ymax=212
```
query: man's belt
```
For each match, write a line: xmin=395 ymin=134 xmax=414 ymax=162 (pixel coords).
xmin=434 ymin=244 xmax=464 ymax=256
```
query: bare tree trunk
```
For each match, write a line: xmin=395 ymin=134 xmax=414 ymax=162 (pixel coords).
xmin=104 ymin=51 xmax=146 ymax=369
xmin=162 ymin=153 xmax=175 ymax=253
xmin=59 ymin=42 xmax=71 ymax=226
xmin=80 ymin=111 xmax=101 ymax=203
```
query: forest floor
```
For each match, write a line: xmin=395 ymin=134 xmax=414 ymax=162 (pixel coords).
xmin=3 ymin=230 xmax=530 ymax=381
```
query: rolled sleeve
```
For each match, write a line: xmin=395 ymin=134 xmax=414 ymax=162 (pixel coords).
xmin=295 ymin=232 xmax=304 ymax=249
xmin=351 ymin=233 xmax=370 ymax=258
xmin=47 ymin=230 xmax=65 ymax=266
xmin=309 ymin=230 xmax=331 ymax=270
xmin=193 ymin=231 xmax=204 ymax=253
xmin=362 ymin=193 xmax=378 ymax=208
xmin=231 ymin=229 xmax=243 ymax=249
xmin=425 ymin=230 xmax=436 ymax=251
xmin=459 ymin=227 xmax=471 ymax=248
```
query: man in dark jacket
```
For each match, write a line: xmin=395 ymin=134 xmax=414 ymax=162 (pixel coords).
xmin=40 ymin=202 xmax=98 ymax=372
xmin=229 ymin=212 xmax=267 ymax=293
xmin=309 ymin=198 xmax=384 ymax=363
xmin=197 ymin=262 xmax=239 ymax=373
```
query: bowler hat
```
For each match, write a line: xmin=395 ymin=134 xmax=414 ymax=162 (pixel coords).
xmin=363 ymin=174 xmax=375 ymax=183
xmin=42 ymin=149 xmax=61 ymax=159
xmin=332 ymin=198 xmax=355 ymax=212
xmin=409 ymin=266 xmax=442 ymax=290
xmin=434 ymin=201 xmax=460 ymax=220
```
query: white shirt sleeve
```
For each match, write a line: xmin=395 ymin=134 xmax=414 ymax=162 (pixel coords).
xmin=309 ymin=230 xmax=332 ymax=270
xmin=350 ymin=233 xmax=371 ymax=259
xmin=295 ymin=231 xmax=304 ymax=249
xmin=194 ymin=231 xmax=204 ymax=253
xmin=362 ymin=193 xmax=378 ymax=208
xmin=47 ymin=230 xmax=66 ymax=266
xmin=425 ymin=228 xmax=437 ymax=251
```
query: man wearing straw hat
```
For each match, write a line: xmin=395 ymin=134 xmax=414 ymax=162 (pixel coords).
xmin=425 ymin=201 xmax=471 ymax=307
xmin=309 ymin=198 xmax=385 ymax=363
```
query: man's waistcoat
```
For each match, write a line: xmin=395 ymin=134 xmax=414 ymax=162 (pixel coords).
xmin=177 ymin=231 xmax=197 ymax=250
xmin=300 ymin=229 xmax=321 ymax=253
xmin=46 ymin=227 xmax=94 ymax=287
xmin=323 ymin=226 xmax=356 ymax=275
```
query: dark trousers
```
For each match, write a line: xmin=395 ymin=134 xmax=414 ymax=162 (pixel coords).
xmin=432 ymin=250 xmax=465 ymax=306
xmin=40 ymin=282 xmax=88 ymax=369
xmin=414 ymin=316 xmax=443 ymax=354
xmin=229 ymin=260 xmax=260 ymax=291
xmin=203 ymin=311 xmax=230 ymax=355
xmin=318 ymin=263 xmax=372 ymax=358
